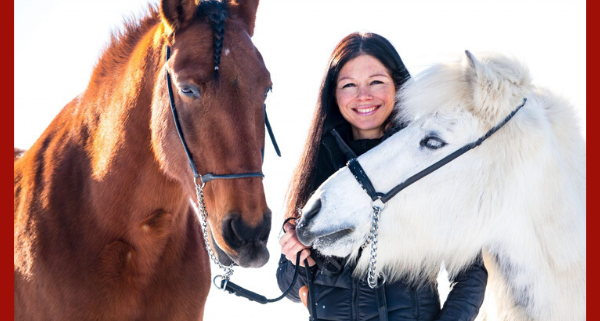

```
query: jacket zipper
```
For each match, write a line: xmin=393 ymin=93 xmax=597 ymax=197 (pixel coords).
xmin=352 ymin=277 xmax=358 ymax=321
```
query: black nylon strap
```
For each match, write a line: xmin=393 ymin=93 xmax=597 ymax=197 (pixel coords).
xmin=349 ymin=98 xmax=527 ymax=205
xmin=221 ymin=252 xmax=301 ymax=304
xmin=201 ymin=172 xmax=264 ymax=184
xmin=376 ymin=283 xmax=389 ymax=321
xmin=265 ymin=105 xmax=281 ymax=157
xmin=166 ymin=46 xmax=201 ymax=179
xmin=348 ymin=159 xmax=384 ymax=202
xmin=305 ymin=258 xmax=319 ymax=320
xmin=331 ymin=128 xmax=357 ymax=160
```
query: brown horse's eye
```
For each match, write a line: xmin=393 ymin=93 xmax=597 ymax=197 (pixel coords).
xmin=264 ymin=87 xmax=272 ymax=100
xmin=179 ymin=85 xmax=200 ymax=98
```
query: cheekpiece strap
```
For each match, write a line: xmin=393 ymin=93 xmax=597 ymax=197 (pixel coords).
xmin=347 ymin=159 xmax=383 ymax=202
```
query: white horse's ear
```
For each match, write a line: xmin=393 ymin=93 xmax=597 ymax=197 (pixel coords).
xmin=463 ymin=50 xmax=489 ymax=79
xmin=462 ymin=50 xmax=528 ymax=125
xmin=465 ymin=50 xmax=478 ymax=70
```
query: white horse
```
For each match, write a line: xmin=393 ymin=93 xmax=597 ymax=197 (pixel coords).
xmin=295 ymin=51 xmax=586 ymax=321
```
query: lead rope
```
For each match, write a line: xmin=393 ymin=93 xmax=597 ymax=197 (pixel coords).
xmin=194 ymin=177 xmax=235 ymax=284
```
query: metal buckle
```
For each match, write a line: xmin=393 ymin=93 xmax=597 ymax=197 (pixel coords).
xmin=369 ymin=274 xmax=387 ymax=289
xmin=213 ymin=275 xmax=229 ymax=290
xmin=372 ymin=198 xmax=386 ymax=212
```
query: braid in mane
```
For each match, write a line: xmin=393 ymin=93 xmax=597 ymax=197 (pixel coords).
xmin=198 ymin=1 xmax=228 ymax=79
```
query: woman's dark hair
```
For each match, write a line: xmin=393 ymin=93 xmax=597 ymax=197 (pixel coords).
xmin=285 ymin=32 xmax=410 ymax=218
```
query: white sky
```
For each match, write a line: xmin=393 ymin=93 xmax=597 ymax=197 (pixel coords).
xmin=14 ymin=0 xmax=585 ymax=320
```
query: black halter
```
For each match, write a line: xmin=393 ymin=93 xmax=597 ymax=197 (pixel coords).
xmin=165 ymin=45 xmax=280 ymax=184
xmin=348 ymin=98 xmax=527 ymax=205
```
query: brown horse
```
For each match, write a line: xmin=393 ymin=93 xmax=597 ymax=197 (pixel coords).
xmin=14 ymin=0 xmax=273 ymax=320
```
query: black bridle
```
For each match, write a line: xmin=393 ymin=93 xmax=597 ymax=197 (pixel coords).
xmin=165 ymin=45 xmax=302 ymax=305
xmin=348 ymin=98 xmax=527 ymax=205
xmin=343 ymin=98 xmax=526 ymax=297
xmin=165 ymin=45 xmax=280 ymax=183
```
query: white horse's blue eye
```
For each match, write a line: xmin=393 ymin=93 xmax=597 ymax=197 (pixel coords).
xmin=420 ymin=136 xmax=446 ymax=150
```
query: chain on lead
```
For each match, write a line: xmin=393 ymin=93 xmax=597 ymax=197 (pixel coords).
xmin=194 ymin=178 xmax=235 ymax=284
xmin=367 ymin=200 xmax=385 ymax=289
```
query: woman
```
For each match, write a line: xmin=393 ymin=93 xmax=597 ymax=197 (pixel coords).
xmin=277 ymin=32 xmax=487 ymax=321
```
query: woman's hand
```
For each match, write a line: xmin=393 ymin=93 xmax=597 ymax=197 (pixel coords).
xmin=279 ymin=222 xmax=316 ymax=267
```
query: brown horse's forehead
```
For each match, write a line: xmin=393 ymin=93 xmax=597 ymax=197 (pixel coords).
xmin=170 ymin=23 xmax=214 ymax=79
xmin=219 ymin=19 xmax=270 ymax=81
xmin=170 ymin=20 xmax=270 ymax=85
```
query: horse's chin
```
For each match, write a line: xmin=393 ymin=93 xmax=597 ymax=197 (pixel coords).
xmin=211 ymin=232 xmax=270 ymax=268
xmin=312 ymin=232 xmax=357 ymax=258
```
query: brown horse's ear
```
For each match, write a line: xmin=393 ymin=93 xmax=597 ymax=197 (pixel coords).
xmin=227 ymin=0 xmax=259 ymax=37
xmin=160 ymin=0 xmax=198 ymax=36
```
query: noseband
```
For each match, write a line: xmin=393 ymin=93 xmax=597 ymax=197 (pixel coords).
xmin=347 ymin=98 xmax=527 ymax=288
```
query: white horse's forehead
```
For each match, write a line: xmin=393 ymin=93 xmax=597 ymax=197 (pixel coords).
xmin=417 ymin=110 xmax=464 ymax=131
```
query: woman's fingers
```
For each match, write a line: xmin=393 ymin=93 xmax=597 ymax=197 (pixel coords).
xmin=279 ymin=223 xmax=297 ymax=246
xmin=280 ymin=222 xmax=315 ymax=267
xmin=283 ymin=222 xmax=295 ymax=233
xmin=285 ymin=241 xmax=307 ymax=262
xmin=299 ymin=249 xmax=316 ymax=267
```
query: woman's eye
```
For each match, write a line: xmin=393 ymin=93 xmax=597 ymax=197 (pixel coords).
xmin=179 ymin=85 xmax=200 ymax=98
xmin=341 ymin=83 xmax=355 ymax=89
xmin=420 ymin=136 xmax=447 ymax=150
xmin=370 ymin=80 xmax=384 ymax=85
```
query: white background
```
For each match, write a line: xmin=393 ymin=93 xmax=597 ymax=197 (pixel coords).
xmin=15 ymin=0 xmax=585 ymax=320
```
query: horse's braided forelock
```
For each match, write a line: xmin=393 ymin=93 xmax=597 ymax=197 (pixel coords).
xmin=197 ymin=1 xmax=227 ymax=78
xmin=208 ymin=5 xmax=227 ymax=78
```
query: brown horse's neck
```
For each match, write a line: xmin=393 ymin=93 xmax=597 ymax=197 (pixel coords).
xmin=85 ymin=24 xmax=192 ymax=217
xmin=18 ymin=20 xmax=190 ymax=230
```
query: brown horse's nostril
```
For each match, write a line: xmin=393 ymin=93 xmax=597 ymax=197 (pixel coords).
xmin=222 ymin=212 xmax=271 ymax=248
xmin=303 ymin=198 xmax=322 ymax=223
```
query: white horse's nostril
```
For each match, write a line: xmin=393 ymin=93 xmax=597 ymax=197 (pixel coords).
xmin=303 ymin=198 xmax=322 ymax=223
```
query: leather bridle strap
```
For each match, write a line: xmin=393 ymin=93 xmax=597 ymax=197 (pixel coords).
xmin=165 ymin=45 xmax=280 ymax=184
xmin=264 ymin=104 xmax=281 ymax=157
xmin=348 ymin=98 xmax=527 ymax=204
xmin=218 ymin=252 xmax=302 ymax=304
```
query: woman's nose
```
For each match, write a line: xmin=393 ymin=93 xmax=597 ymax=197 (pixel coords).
xmin=357 ymin=85 xmax=372 ymax=100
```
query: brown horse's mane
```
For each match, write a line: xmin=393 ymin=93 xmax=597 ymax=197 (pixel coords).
xmin=89 ymin=1 xmax=228 ymax=88
xmin=89 ymin=5 xmax=161 ymax=86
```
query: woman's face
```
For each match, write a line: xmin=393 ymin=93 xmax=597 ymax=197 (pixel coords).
xmin=335 ymin=54 xmax=396 ymax=140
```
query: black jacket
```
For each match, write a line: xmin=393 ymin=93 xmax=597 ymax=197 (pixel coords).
xmin=277 ymin=124 xmax=487 ymax=321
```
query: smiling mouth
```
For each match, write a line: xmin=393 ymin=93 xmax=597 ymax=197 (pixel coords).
xmin=353 ymin=105 xmax=380 ymax=116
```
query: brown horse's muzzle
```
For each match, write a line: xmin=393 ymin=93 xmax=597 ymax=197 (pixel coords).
xmin=213 ymin=211 xmax=271 ymax=268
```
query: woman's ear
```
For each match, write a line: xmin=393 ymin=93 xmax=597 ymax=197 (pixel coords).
xmin=160 ymin=0 xmax=198 ymax=36
xmin=227 ymin=0 xmax=259 ymax=37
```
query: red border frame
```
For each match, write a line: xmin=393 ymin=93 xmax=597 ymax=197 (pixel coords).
xmin=8 ymin=1 xmax=590 ymax=319
xmin=586 ymin=1 xmax=594 ymax=316
xmin=7 ymin=0 xmax=16 ymax=318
